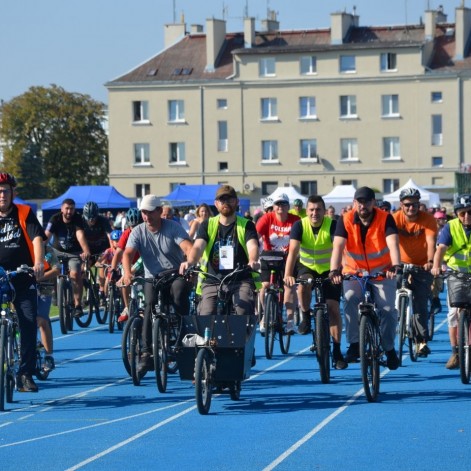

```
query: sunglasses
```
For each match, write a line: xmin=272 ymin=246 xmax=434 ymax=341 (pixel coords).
xmin=457 ymin=209 xmax=471 ymax=217
xmin=402 ymin=202 xmax=419 ymax=208
xmin=217 ymin=196 xmax=236 ymax=203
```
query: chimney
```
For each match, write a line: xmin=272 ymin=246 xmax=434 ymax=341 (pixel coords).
xmin=191 ymin=24 xmax=204 ymax=34
xmin=330 ymin=11 xmax=358 ymax=45
xmin=205 ymin=18 xmax=226 ymax=72
xmin=164 ymin=23 xmax=186 ymax=48
xmin=424 ymin=10 xmax=437 ymax=40
xmin=454 ymin=5 xmax=471 ymax=60
xmin=261 ymin=9 xmax=280 ymax=32
xmin=244 ymin=17 xmax=255 ymax=48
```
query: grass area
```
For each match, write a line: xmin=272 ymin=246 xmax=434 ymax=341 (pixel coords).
xmin=50 ymin=305 xmax=59 ymax=319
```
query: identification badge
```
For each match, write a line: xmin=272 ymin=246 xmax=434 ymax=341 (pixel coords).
xmin=219 ymin=245 xmax=234 ymax=269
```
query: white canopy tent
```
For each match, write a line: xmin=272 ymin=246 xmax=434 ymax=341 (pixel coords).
xmin=263 ymin=186 xmax=307 ymax=206
xmin=322 ymin=185 xmax=357 ymax=213
xmin=383 ymin=178 xmax=441 ymax=208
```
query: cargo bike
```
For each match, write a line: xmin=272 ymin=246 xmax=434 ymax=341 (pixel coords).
xmin=176 ymin=265 xmax=258 ymax=415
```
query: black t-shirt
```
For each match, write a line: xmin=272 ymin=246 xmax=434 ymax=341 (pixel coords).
xmin=83 ymin=215 xmax=112 ymax=255
xmin=0 ymin=204 xmax=46 ymax=271
xmin=46 ymin=211 xmax=85 ymax=253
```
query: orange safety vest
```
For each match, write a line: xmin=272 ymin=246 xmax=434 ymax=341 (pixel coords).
xmin=342 ymin=208 xmax=392 ymax=274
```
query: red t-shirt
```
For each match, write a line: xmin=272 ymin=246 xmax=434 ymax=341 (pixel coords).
xmin=119 ymin=227 xmax=139 ymax=264
xmin=256 ymin=212 xmax=300 ymax=252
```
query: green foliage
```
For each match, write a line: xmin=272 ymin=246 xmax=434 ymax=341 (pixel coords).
xmin=0 ymin=85 xmax=108 ymax=198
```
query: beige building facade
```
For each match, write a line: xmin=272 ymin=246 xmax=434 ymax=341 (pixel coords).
xmin=107 ymin=5 xmax=471 ymax=204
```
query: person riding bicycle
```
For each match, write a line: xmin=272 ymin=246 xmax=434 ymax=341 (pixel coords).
xmin=122 ymin=195 xmax=193 ymax=374
xmin=82 ymin=201 xmax=113 ymax=303
xmin=45 ymin=198 xmax=91 ymax=318
xmin=284 ymin=195 xmax=348 ymax=369
xmin=289 ymin=198 xmax=307 ymax=218
xmin=180 ymin=185 xmax=261 ymax=316
xmin=99 ymin=229 xmax=121 ymax=296
xmin=329 ymin=186 xmax=402 ymax=370
xmin=0 ymin=172 xmax=46 ymax=392
xmin=393 ymin=187 xmax=437 ymax=357
xmin=432 ymin=194 xmax=471 ymax=369
xmin=256 ymin=192 xmax=300 ymax=334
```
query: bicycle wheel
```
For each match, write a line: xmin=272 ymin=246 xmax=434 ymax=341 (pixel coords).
xmin=95 ymin=284 xmax=107 ymax=325
xmin=315 ymin=308 xmax=331 ymax=384
xmin=6 ymin=326 xmax=19 ymax=403
xmin=279 ymin=306 xmax=291 ymax=355
xmin=458 ymin=309 xmax=471 ymax=385
xmin=130 ymin=316 xmax=144 ymax=385
xmin=75 ymin=282 xmax=94 ymax=328
xmin=397 ymin=294 xmax=407 ymax=366
xmin=359 ymin=314 xmax=380 ymax=402
xmin=195 ymin=348 xmax=213 ymax=415
xmin=121 ymin=316 xmax=133 ymax=376
xmin=0 ymin=323 xmax=6 ymax=411
xmin=229 ymin=381 xmax=241 ymax=401
xmin=57 ymin=278 xmax=69 ymax=335
xmin=408 ymin=314 xmax=419 ymax=363
xmin=152 ymin=317 xmax=168 ymax=393
xmin=35 ymin=346 xmax=50 ymax=381
xmin=166 ymin=316 xmax=180 ymax=374
xmin=264 ymin=292 xmax=277 ymax=359
xmin=66 ymin=283 xmax=74 ymax=331
xmin=428 ymin=311 xmax=435 ymax=341
xmin=108 ymin=286 xmax=116 ymax=334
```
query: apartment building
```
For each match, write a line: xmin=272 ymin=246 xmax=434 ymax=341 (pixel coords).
xmin=106 ymin=5 xmax=471 ymax=202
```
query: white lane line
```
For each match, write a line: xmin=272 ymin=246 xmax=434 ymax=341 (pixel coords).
xmin=54 ymin=325 xmax=105 ymax=341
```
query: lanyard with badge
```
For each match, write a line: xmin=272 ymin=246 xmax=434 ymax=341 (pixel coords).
xmin=218 ymin=224 xmax=236 ymax=270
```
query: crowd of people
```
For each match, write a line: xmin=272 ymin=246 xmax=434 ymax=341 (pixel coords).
xmin=2 ymin=169 xmax=469 ymax=394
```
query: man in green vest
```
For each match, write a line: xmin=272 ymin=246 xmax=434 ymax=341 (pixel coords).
xmin=284 ymin=195 xmax=347 ymax=369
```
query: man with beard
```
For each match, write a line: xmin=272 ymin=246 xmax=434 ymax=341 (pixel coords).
xmin=45 ymin=198 xmax=91 ymax=317
xmin=329 ymin=187 xmax=402 ymax=370
xmin=180 ymin=185 xmax=260 ymax=316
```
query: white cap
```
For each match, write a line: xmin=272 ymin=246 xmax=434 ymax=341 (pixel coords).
xmin=139 ymin=195 xmax=162 ymax=211
xmin=273 ymin=193 xmax=289 ymax=205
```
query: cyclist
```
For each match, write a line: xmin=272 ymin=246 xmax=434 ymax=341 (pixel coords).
xmin=289 ymin=198 xmax=306 ymax=218
xmin=284 ymin=195 xmax=347 ymax=369
xmin=45 ymin=198 xmax=90 ymax=318
xmin=0 ymin=172 xmax=45 ymax=392
xmin=256 ymin=192 xmax=300 ymax=334
xmin=82 ymin=201 xmax=113 ymax=303
xmin=180 ymin=184 xmax=261 ymax=316
xmin=393 ymin=188 xmax=437 ymax=357
xmin=329 ymin=186 xmax=402 ymax=370
xmin=99 ymin=229 xmax=121 ymax=295
xmin=432 ymin=194 xmax=471 ymax=369
xmin=430 ymin=211 xmax=448 ymax=313
xmin=122 ymin=195 xmax=193 ymax=374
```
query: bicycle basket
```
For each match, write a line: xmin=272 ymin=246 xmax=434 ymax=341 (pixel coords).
xmin=260 ymin=250 xmax=286 ymax=271
xmin=447 ymin=272 xmax=471 ymax=308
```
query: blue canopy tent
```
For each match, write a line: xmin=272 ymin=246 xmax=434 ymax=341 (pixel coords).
xmin=14 ymin=197 xmax=38 ymax=214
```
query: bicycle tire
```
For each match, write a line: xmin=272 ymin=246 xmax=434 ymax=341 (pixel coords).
xmin=408 ymin=314 xmax=419 ymax=362
xmin=35 ymin=349 xmax=50 ymax=381
xmin=57 ymin=278 xmax=69 ymax=335
xmin=153 ymin=317 xmax=168 ymax=393
xmin=66 ymin=283 xmax=74 ymax=331
xmin=229 ymin=381 xmax=241 ymax=401
xmin=75 ymin=284 xmax=94 ymax=328
xmin=6 ymin=326 xmax=19 ymax=404
xmin=315 ymin=308 xmax=331 ymax=384
xmin=428 ymin=311 xmax=435 ymax=341
xmin=115 ymin=295 xmax=125 ymax=331
xmin=121 ymin=316 xmax=133 ymax=376
xmin=195 ymin=348 xmax=212 ymax=415
xmin=166 ymin=316 xmax=179 ymax=374
xmin=359 ymin=314 xmax=380 ymax=402
xmin=95 ymin=284 xmax=107 ymax=325
xmin=264 ymin=292 xmax=277 ymax=359
xmin=108 ymin=287 xmax=116 ymax=334
xmin=0 ymin=323 xmax=6 ymax=411
xmin=397 ymin=294 xmax=407 ymax=366
xmin=458 ymin=309 xmax=471 ymax=385
xmin=130 ymin=316 xmax=144 ymax=385
xmin=279 ymin=306 xmax=291 ymax=355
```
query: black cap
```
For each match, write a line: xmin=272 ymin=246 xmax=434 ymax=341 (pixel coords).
xmin=379 ymin=200 xmax=391 ymax=210
xmin=354 ymin=186 xmax=375 ymax=201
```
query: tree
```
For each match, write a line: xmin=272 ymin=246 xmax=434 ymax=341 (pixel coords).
xmin=0 ymin=85 xmax=108 ymax=198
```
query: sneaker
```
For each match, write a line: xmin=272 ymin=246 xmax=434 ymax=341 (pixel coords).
xmin=73 ymin=305 xmax=84 ymax=318
xmin=418 ymin=343 xmax=431 ymax=357
xmin=99 ymin=291 xmax=106 ymax=307
xmin=333 ymin=351 xmax=348 ymax=370
xmin=345 ymin=343 xmax=360 ymax=363
xmin=43 ymin=356 xmax=55 ymax=372
xmin=17 ymin=373 xmax=39 ymax=393
xmin=446 ymin=353 xmax=460 ymax=369
xmin=118 ymin=307 xmax=129 ymax=323
xmin=284 ymin=320 xmax=296 ymax=335
xmin=137 ymin=352 xmax=154 ymax=374
xmin=259 ymin=317 xmax=266 ymax=336
xmin=386 ymin=349 xmax=400 ymax=370
xmin=430 ymin=297 xmax=442 ymax=314
xmin=297 ymin=313 xmax=312 ymax=335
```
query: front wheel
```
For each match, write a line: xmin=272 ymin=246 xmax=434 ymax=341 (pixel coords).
xmin=108 ymin=287 xmax=116 ymax=334
xmin=130 ymin=317 xmax=144 ymax=385
xmin=315 ymin=308 xmax=330 ymax=384
xmin=397 ymin=294 xmax=407 ymax=366
xmin=195 ymin=348 xmax=213 ymax=415
xmin=264 ymin=292 xmax=277 ymax=359
xmin=428 ymin=311 xmax=435 ymax=341
xmin=0 ymin=323 xmax=7 ymax=411
xmin=359 ymin=314 xmax=380 ymax=402
xmin=121 ymin=316 xmax=133 ymax=376
xmin=153 ymin=317 xmax=168 ymax=393
xmin=57 ymin=278 xmax=69 ymax=335
xmin=458 ymin=309 xmax=471 ymax=385
xmin=75 ymin=283 xmax=94 ymax=328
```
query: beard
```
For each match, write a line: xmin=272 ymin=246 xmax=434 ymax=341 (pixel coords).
xmin=219 ymin=204 xmax=236 ymax=217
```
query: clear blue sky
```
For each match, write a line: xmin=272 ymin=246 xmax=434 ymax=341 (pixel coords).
xmin=0 ymin=0 xmax=462 ymax=104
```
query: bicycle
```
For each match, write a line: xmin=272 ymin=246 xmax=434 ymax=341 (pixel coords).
xmin=80 ymin=256 xmax=103 ymax=327
xmin=104 ymin=266 xmax=125 ymax=333
xmin=56 ymin=254 xmax=75 ymax=334
xmin=343 ymin=272 xmax=387 ymax=402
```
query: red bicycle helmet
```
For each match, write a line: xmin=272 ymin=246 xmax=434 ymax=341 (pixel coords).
xmin=0 ymin=172 xmax=17 ymax=188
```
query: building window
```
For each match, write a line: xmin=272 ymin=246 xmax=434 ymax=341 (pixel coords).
xmin=383 ymin=137 xmax=401 ymax=160
xmin=432 ymin=156 xmax=443 ymax=167
xmin=134 ymin=143 xmax=150 ymax=165
xmin=169 ymin=142 xmax=186 ymax=164
xmin=217 ymin=98 xmax=227 ymax=109
xmin=341 ymin=179 xmax=358 ymax=187
xmin=261 ymin=98 xmax=278 ymax=120
xmin=432 ymin=114 xmax=443 ymax=146
xmin=300 ymin=56 xmax=317 ymax=75
xmin=135 ymin=184 xmax=150 ymax=198
xmin=300 ymin=180 xmax=317 ymax=195
xmin=218 ymin=121 xmax=228 ymax=152
xmin=383 ymin=179 xmax=399 ymax=193
xmin=300 ymin=139 xmax=318 ymax=161
xmin=431 ymin=92 xmax=443 ymax=103
xmin=168 ymin=100 xmax=185 ymax=122
xmin=380 ymin=52 xmax=397 ymax=71
xmin=381 ymin=94 xmax=399 ymax=117
xmin=262 ymin=181 xmax=278 ymax=195
xmin=259 ymin=57 xmax=276 ymax=77
xmin=340 ymin=55 xmax=356 ymax=73
xmin=218 ymin=161 xmax=228 ymax=171
xmin=170 ymin=182 xmax=185 ymax=191
xmin=340 ymin=95 xmax=357 ymax=118
xmin=299 ymin=97 xmax=317 ymax=119
xmin=261 ymin=140 xmax=278 ymax=162
xmin=340 ymin=138 xmax=359 ymax=161
xmin=132 ymin=101 xmax=149 ymax=122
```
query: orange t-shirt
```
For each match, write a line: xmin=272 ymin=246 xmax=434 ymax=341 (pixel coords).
xmin=393 ymin=210 xmax=437 ymax=265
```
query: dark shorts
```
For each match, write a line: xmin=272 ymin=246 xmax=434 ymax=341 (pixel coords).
xmin=295 ymin=262 xmax=341 ymax=302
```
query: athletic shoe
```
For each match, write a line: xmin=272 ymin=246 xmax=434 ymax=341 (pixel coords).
xmin=297 ymin=313 xmax=312 ymax=335
xmin=386 ymin=349 xmax=400 ymax=370
xmin=284 ymin=320 xmax=296 ymax=334
xmin=418 ymin=343 xmax=431 ymax=357
xmin=137 ymin=353 xmax=154 ymax=374
xmin=446 ymin=353 xmax=459 ymax=369
xmin=333 ymin=351 xmax=348 ymax=370
xmin=99 ymin=291 xmax=106 ymax=307
xmin=118 ymin=307 xmax=129 ymax=323
xmin=43 ymin=356 xmax=55 ymax=372
xmin=73 ymin=305 xmax=84 ymax=318
xmin=345 ymin=342 xmax=360 ymax=363
xmin=259 ymin=317 xmax=266 ymax=336
xmin=17 ymin=373 xmax=39 ymax=393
